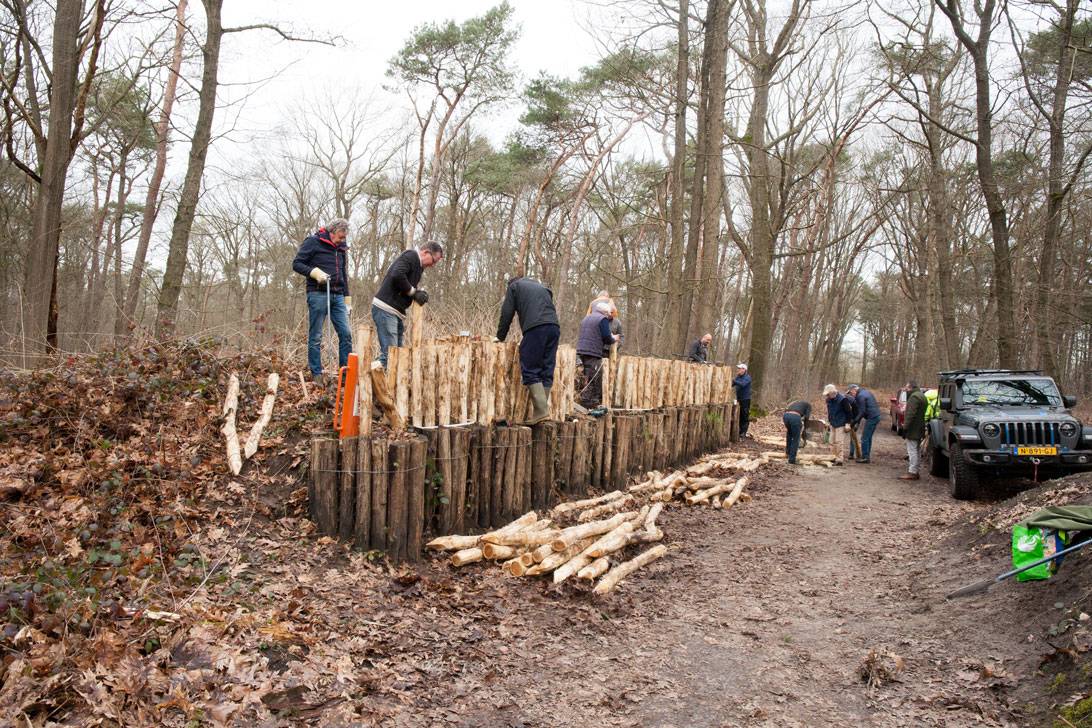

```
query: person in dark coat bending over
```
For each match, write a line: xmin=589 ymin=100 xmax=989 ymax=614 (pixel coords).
xmin=733 ymin=363 xmax=752 ymax=438
xmin=371 ymin=240 xmax=443 ymax=368
xmin=783 ymin=399 xmax=812 ymax=464
xmin=292 ymin=218 xmax=352 ymax=386
xmin=687 ymin=333 xmax=713 ymax=363
xmin=495 ymin=276 xmax=561 ymax=424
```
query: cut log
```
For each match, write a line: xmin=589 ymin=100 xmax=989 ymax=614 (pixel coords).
xmin=503 ymin=556 xmax=527 ymax=576
xmin=686 ymin=477 xmax=744 ymax=505
xmin=370 ymin=362 xmax=405 ymax=431
xmin=550 ymin=511 xmax=637 ymax=552
xmin=426 ymin=511 xmax=538 ymax=552
xmin=550 ymin=490 xmax=626 ymax=517
xmin=482 ymin=543 xmax=518 ymax=561
xmin=722 ymin=477 xmax=748 ymax=508
xmin=222 ymin=373 xmax=242 ymax=475
xmin=577 ymin=497 xmax=632 ymax=522
xmin=530 ymin=542 xmax=555 ymax=564
xmin=451 ymin=548 xmax=482 ymax=567
xmin=243 ymin=372 xmax=279 ymax=459
xmin=593 ymin=544 xmax=668 ymax=594
xmin=585 ymin=521 xmax=637 ymax=559
xmin=481 ymin=527 xmax=561 ymax=547
xmin=578 ymin=557 xmax=610 ymax=580
xmin=526 ymin=538 xmax=593 ymax=576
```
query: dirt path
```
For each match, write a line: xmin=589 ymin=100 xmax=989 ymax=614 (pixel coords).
xmin=390 ymin=424 xmax=1038 ymax=728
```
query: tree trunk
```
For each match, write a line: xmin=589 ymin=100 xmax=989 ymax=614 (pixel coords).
xmin=693 ymin=0 xmax=729 ymax=342
xmin=745 ymin=65 xmax=775 ymax=404
xmin=156 ymin=0 xmax=223 ymax=337
xmin=661 ymin=0 xmax=689 ymax=356
xmin=123 ymin=0 xmax=188 ymax=334
xmin=22 ymin=0 xmax=84 ymax=360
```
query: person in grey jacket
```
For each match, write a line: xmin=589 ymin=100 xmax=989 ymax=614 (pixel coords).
xmin=495 ymin=276 xmax=561 ymax=423
xmin=575 ymin=301 xmax=619 ymax=409
xmin=687 ymin=333 xmax=712 ymax=363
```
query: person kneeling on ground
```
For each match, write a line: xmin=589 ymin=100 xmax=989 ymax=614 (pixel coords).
xmin=783 ymin=399 xmax=812 ymax=464
xmin=495 ymin=275 xmax=561 ymax=424
xmin=900 ymin=381 xmax=927 ymax=481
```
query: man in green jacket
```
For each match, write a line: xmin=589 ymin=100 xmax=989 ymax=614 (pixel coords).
xmin=900 ymin=381 xmax=927 ymax=481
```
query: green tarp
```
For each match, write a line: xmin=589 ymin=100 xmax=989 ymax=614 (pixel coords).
xmin=1023 ymin=505 xmax=1092 ymax=532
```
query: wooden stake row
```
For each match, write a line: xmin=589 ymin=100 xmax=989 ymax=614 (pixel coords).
xmin=604 ymin=356 xmax=735 ymax=410
xmin=309 ymin=403 xmax=738 ymax=562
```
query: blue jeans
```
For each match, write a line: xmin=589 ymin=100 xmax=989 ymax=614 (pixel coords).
xmin=307 ymin=291 xmax=352 ymax=376
xmin=783 ymin=412 xmax=803 ymax=463
xmin=858 ymin=415 xmax=880 ymax=459
xmin=371 ymin=305 xmax=404 ymax=368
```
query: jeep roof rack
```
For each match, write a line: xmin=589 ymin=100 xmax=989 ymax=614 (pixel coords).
xmin=938 ymin=368 xmax=1044 ymax=377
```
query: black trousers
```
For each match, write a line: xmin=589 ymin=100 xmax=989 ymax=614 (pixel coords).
xmin=738 ymin=398 xmax=751 ymax=436
xmin=578 ymin=354 xmax=603 ymax=408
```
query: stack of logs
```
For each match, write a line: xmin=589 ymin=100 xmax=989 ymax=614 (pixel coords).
xmin=426 ymin=449 xmax=776 ymax=593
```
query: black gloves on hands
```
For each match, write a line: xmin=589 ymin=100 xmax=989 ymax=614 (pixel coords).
xmin=412 ymin=289 xmax=429 ymax=305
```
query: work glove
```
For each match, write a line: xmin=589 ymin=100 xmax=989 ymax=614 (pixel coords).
xmin=344 ymin=296 xmax=353 ymax=314
xmin=309 ymin=267 xmax=329 ymax=284
xmin=412 ymin=289 xmax=429 ymax=305
xmin=843 ymin=424 xmax=850 ymax=432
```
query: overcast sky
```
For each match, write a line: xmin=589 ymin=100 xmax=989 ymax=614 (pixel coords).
xmin=209 ymin=0 xmax=606 ymax=152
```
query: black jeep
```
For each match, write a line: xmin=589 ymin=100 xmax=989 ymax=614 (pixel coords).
xmin=922 ymin=369 xmax=1092 ymax=500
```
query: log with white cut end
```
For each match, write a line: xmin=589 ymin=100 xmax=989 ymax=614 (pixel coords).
xmin=482 ymin=527 xmax=561 ymax=547
xmin=243 ymin=372 xmax=280 ymax=459
xmin=503 ymin=555 xmax=527 ymax=576
xmin=550 ymin=490 xmax=625 ymax=517
xmin=550 ymin=511 xmax=636 ymax=552
xmin=222 ymin=373 xmax=242 ymax=475
xmin=593 ymin=544 xmax=669 ymax=594
xmin=451 ymin=547 xmax=483 ymax=567
xmin=526 ymin=538 xmax=594 ymax=576
xmin=482 ymin=543 xmax=519 ymax=560
xmin=721 ymin=477 xmax=748 ymax=508
xmin=426 ymin=511 xmax=537 ymax=551
xmin=585 ymin=521 xmax=637 ymax=559
xmin=578 ymin=557 xmax=610 ymax=580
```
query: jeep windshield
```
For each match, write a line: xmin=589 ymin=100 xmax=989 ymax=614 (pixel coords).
xmin=961 ymin=379 xmax=1062 ymax=407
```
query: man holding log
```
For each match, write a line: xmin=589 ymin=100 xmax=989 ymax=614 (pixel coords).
xmin=576 ymin=301 xmax=619 ymax=409
xmin=495 ymin=276 xmax=561 ymax=424
xmin=371 ymin=240 xmax=444 ymax=368
xmin=848 ymin=383 xmax=881 ymax=463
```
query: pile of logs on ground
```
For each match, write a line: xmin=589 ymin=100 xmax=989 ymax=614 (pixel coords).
xmin=426 ymin=448 xmax=778 ymax=593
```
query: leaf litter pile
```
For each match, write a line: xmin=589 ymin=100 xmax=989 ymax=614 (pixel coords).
xmin=0 ymin=342 xmax=789 ymax=726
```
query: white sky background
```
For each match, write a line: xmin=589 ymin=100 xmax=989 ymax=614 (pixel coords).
xmin=209 ymin=0 xmax=606 ymax=156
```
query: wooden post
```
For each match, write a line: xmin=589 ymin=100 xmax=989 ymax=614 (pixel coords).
xmin=450 ymin=427 xmax=470 ymax=534
xmin=338 ymin=437 xmax=357 ymax=541
xmin=588 ymin=416 xmax=603 ymax=490
xmin=516 ymin=426 xmax=532 ymax=516
xmin=356 ymin=327 xmax=373 ymax=437
xmin=395 ymin=347 xmax=411 ymax=425
xmin=423 ymin=345 xmax=436 ymax=428
xmin=387 ymin=440 xmax=409 ymax=562
xmin=531 ymin=421 xmax=557 ymax=512
xmin=556 ymin=420 xmax=575 ymax=493
xmin=493 ymin=426 xmax=509 ymax=527
xmin=369 ymin=437 xmax=388 ymax=551
xmin=477 ymin=426 xmax=495 ymax=528
xmin=354 ymin=436 xmax=371 ymax=549
xmin=406 ymin=435 xmax=426 ymax=563
xmin=570 ymin=419 xmax=588 ymax=496
xmin=312 ymin=436 xmax=339 ymax=535
xmin=410 ymin=301 xmax=425 ymax=349
xmin=601 ymin=412 xmax=614 ymax=486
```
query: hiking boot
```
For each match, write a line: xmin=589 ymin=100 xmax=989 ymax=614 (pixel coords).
xmin=312 ymin=373 xmax=326 ymax=388
xmin=527 ymin=382 xmax=549 ymax=424
xmin=898 ymin=472 xmax=920 ymax=480
xmin=855 ymin=458 xmax=871 ymax=464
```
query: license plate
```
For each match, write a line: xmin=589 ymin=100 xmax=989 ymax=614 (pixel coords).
xmin=1017 ymin=446 xmax=1057 ymax=456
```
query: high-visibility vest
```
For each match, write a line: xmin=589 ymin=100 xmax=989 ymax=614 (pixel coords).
xmin=924 ymin=388 xmax=939 ymax=421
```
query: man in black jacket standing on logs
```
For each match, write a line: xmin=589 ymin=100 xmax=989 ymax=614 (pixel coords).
xmin=371 ymin=240 xmax=444 ymax=368
xmin=495 ymin=276 xmax=561 ymax=424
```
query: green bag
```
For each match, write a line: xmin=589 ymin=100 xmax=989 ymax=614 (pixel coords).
xmin=1011 ymin=525 xmax=1067 ymax=582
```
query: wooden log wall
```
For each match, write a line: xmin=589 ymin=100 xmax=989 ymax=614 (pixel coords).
xmin=310 ymin=403 xmax=739 ymax=562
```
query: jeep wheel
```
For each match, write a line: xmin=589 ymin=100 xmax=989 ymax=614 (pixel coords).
xmin=923 ymin=440 xmax=949 ymax=478
xmin=948 ymin=442 xmax=980 ymax=500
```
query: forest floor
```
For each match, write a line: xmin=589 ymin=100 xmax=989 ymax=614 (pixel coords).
xmin=4 ymin=347 xmax=1092 ymax=726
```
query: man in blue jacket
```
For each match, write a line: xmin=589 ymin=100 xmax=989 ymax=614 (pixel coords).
xmin=847 ymin=384 xmax=881 ymax=463
xmin=733 ymin=363 xmax=752 ymax=439
xmin=292 ymin=219 xmax=352 ymax=386
xmin=823 ymin=383 xmax=853 ymax=464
